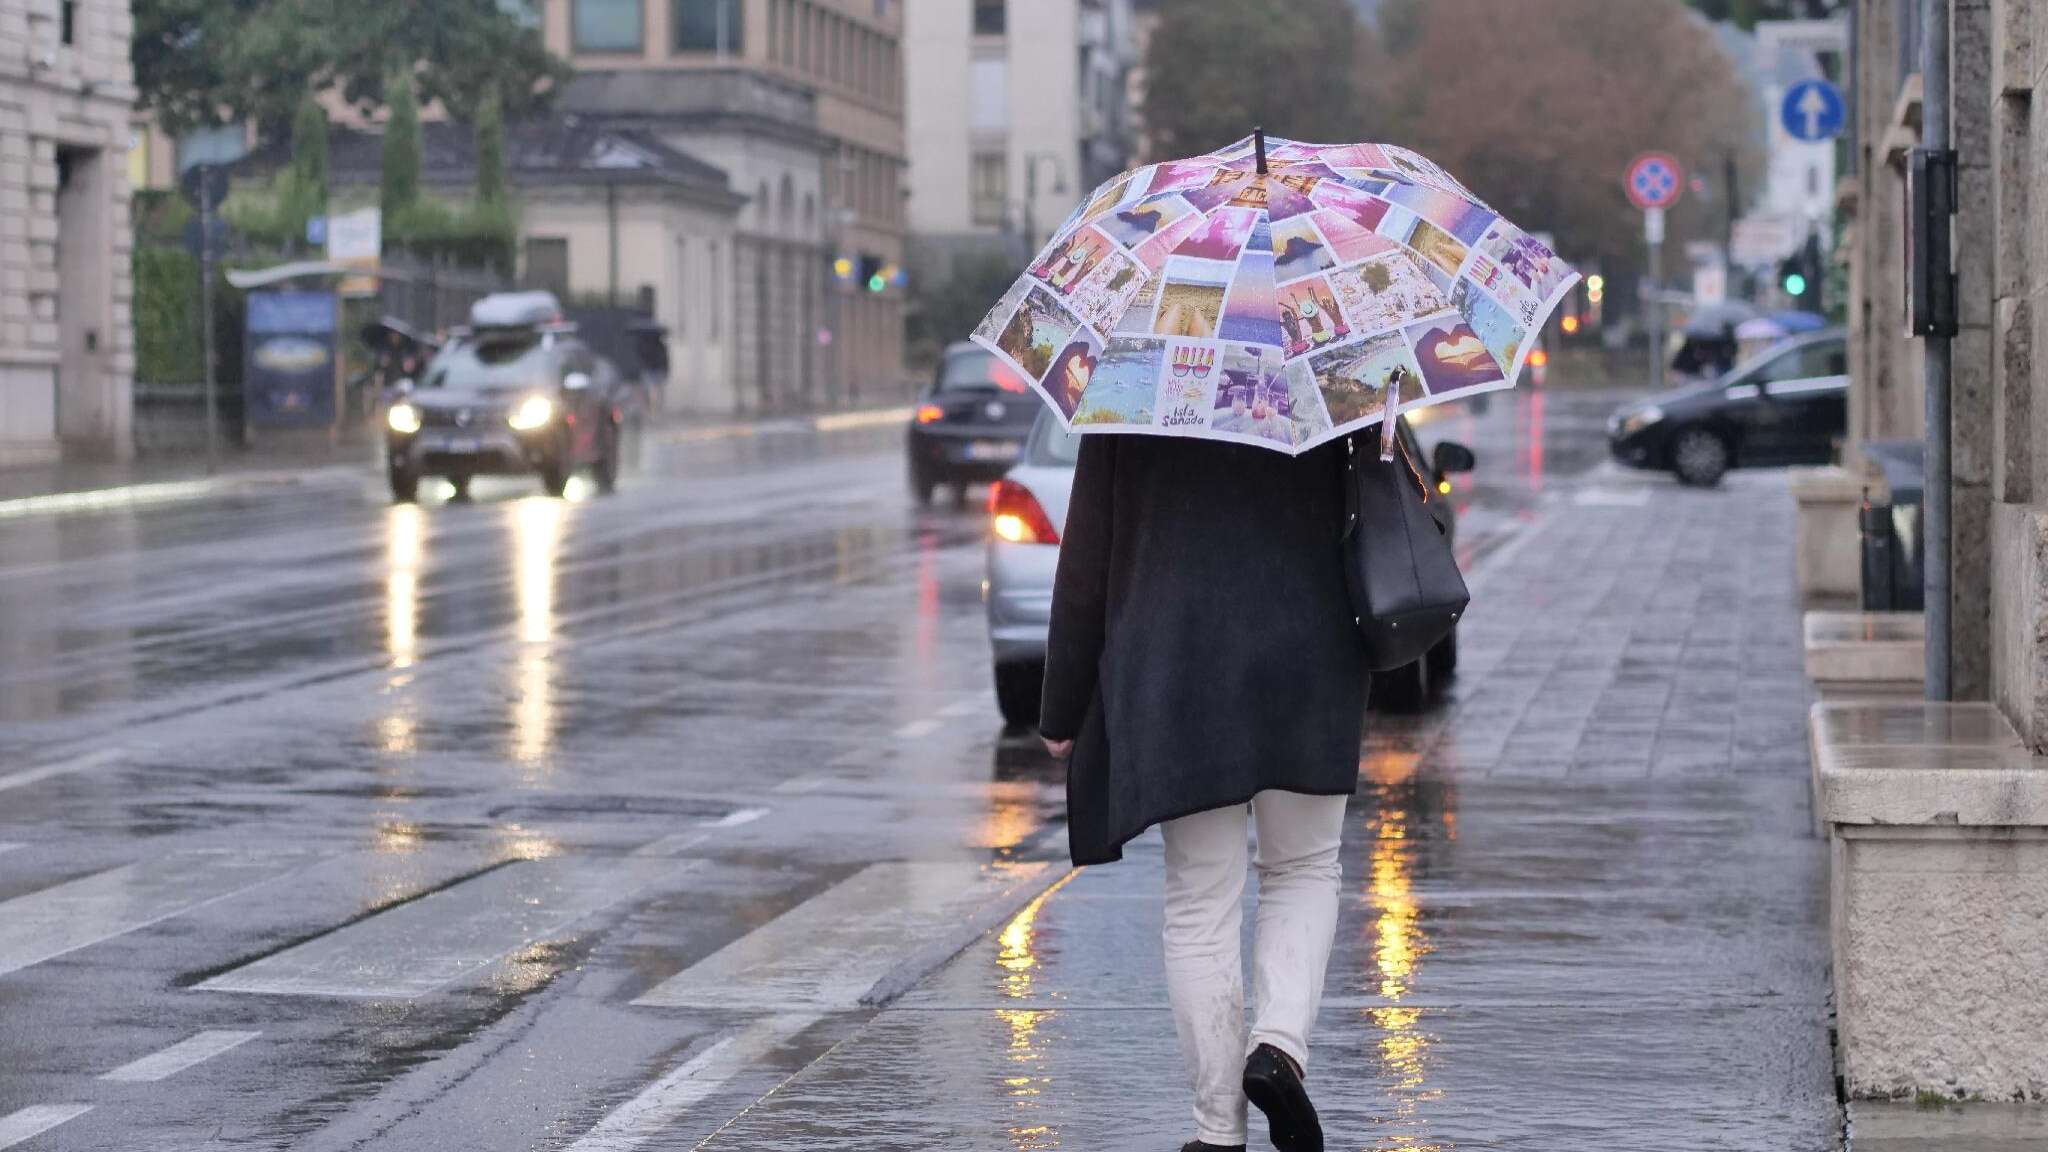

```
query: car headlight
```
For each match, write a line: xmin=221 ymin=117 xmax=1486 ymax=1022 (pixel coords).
xmin=1620 ymin=405 xmax=1664 ymax=436
xmin=508 ymin=395 xmax=555 ymax=432
xmin=386 ymin=403 xmax=422 ymax=435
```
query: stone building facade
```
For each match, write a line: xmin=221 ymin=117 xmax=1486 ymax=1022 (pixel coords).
xmin=542 ymin=0 xmax=907 ymax=410
xmin=1842 ymin=0 xmax=2048 ymax=739
xmin=0 ymin=0 xmax=136 ymax=465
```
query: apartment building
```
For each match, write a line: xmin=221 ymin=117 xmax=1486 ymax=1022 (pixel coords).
xmin=544 ymin=0 xmax=906 ymax=407
xmin=1 ymin=0 xmax=136 ymax=464
xmin=903 ymin=0 xmax=1136 ymax=256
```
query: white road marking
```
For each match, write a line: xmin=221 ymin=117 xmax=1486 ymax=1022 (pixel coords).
xmin=564 ymin=1014 xmax=818 ymax=1152
xmin=771 ymin=775 xmax=828 ymax=794
xmin=0 ymin=1105 xmax=92 ymax=1149
xmin=938 ymin=700 xmax=984 ymax=718
xmin=894 ymin=718 xmax=943 ymax=740
xmin=0 ymin=852 xmax=299 ymax=978
xmin=199 ymin=857 xmax=693 ymax=998
xmin=0 ymin=747 xmax=124 ymax=793
xmin=0 ymin=843 xmax=21 ymax=856
xmin=633 ymin=860 xmax=1051 ymax=1011
xmin=99 ymin=1030 xmax=261 ymax=1082
xmin=632 ymin=807 xmax=771 ymax=857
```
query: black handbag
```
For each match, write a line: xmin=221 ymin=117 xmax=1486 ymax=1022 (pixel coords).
xmin=1340 ymin=406 xmax=1470 ymax=672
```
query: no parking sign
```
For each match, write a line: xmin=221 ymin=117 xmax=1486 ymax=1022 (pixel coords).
xmin=1625 ymin=153 xmax=1684 ymax=211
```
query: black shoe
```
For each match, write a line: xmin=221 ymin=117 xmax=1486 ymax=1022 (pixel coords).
xmin=1243 ymin=1043 xmax=1322 ymax=1152
xmin=1178 ymin=1143 xmax=1245 ymax=1152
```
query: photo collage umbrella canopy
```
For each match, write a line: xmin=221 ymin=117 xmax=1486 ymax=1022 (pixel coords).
xmin=971 ymin=134 xmax=1581 ymax=456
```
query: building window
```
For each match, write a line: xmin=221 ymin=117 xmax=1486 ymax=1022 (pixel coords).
xmin=574 ymin=0 xmax=643 ymax=52
xmin=766 ymin=0 xmax=780 ymax=60
xmin=828 ymin=15 xmax=842 ymax=84
xmin=709 ymin=241 xmax=722 ymax=339
xmin=526 ymin=237 xmax=570 ymax=296
xmin=973 ymin=0 xmax=1004 ymax=36
xmin=60 ymin=0 xmax=75 ymax=44
xmin=674 ymin=0 xmax=741 ymax=53
xmin=675 ymin=238 xmax=689 ymax=339
xmin=971 ymin=152 xmax=1007 ymax=227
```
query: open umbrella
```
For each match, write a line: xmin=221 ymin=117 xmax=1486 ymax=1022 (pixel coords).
xmin=971 ymin=132 xmax=1579 ymax=455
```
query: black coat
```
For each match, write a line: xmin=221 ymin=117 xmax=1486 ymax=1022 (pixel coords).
xmin=1040 ymin=434 xmax=1369 ymax=866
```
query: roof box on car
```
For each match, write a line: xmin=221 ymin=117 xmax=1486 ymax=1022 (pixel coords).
xmin=468 ymin=291 xmax=565 ymax=331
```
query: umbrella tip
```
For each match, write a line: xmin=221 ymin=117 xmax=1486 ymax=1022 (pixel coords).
xmin=1254 ymin=126 xmax=1267 ymax=175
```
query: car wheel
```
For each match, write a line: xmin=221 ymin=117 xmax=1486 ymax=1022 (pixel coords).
xmin=1371 ymin=656 xmax=1432 ymax=714
xmin=910 ymin=464 xmax=936 ymax=507
xmin=1670 ymin=427 xmax=1731 ymax=487
xmin=540 ymin=462 xmax=570 ymax=498
xmin=994 ymin=661 xmax=1043 ymax=730
xmin=388 ymin=468 xmax=419 ymax=504
xmin=594 ymin=422 xmax=621 ymax=494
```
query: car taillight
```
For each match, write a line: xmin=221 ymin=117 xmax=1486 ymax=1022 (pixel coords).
xmin=915 ymin=403 xmax=945 ymax=424
xmin=988 ymin=479 xmax=1059 ymax=545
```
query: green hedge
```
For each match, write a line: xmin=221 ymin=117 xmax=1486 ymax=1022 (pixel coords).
xmin=133 ymin=246 xmax=203 ymax=384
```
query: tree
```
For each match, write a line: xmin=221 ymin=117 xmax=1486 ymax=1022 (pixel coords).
xmin=1138 ymin=0 xmax=1370 ymax=162
xmin=475 ymin=85 xmax=507 ymax=206
xmin=280 ymin=92 xmax=329 ymax=242
xmin=134 ymin=0 xmax=570 ymax=140
xmin=1364 ymin=0 xmax=1765 ymax=282
xmin=382 ymin=72 xmax=422 ymax=219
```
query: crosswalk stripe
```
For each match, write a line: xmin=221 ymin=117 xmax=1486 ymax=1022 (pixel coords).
xmin=0 ymin=748 xmax=123 ymax=794
xmin=564 ymin=1015 xmax=818 ymax=1152
xmin=99 ymin=1030 xmax=261 ymax=1082
xmin=632 ymin=860 xmax=1053 ymax=1011
xmin=704 ymin=806 xmax=768 ymax=829
xmin=0 ymin=852 xmax=299 ymax=979
xmin=632 ymin=807 xmax=772 ymax=857
xmin=0 ymin=1105 xmax=92 ymax=1150
xmin=199 ymin=857 xmax=693 ymax=998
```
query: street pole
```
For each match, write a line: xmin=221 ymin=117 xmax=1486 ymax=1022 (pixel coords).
xmin=198 ymin=166 xmax=219 ymax=475
xmin=1646 ymin=207 xmax=1665 ymax=394
xmin=1922 ymin=0 xmax=1952 ymax=700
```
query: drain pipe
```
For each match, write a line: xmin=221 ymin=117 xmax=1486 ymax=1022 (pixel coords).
xmin=1921 ymin=0 xmax=1953 ymax=700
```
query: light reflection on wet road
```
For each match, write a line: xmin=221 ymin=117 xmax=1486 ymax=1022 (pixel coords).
xmin=0 ymin=390 xmax=1661 ymax=1151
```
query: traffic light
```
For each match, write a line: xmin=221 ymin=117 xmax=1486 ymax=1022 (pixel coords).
xmin=1778 ymin=234 xmax=1824 ymax=310
xmin=1585 ymin=274 xmax=1605 ymax=305
xmin=1783 ymin=271 xmax=1808 ymax=297
xmin=857 ymin=255 xmax=885 ymax=293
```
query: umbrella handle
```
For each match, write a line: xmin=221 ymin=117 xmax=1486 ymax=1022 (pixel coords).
xmin=1380 ymin=369 xmax=1402 ymax=461
xmin=1254 ymin=126 xmax=1267 ymax=175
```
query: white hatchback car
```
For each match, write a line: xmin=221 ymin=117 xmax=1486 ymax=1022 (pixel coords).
xmin=983 ymin=412 xmax=1473 ymax=727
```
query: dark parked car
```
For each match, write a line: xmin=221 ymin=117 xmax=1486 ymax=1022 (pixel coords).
xmin=1608 ymin=328 xmax=1847 ymax=486
xmin=907 ymin=342 xmax=1039 ymax=504
xmin=383 ymin=293 xmax=627 ymax=502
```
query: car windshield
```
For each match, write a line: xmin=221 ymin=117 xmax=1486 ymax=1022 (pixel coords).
xmin=424 ymin=332 xmax=549 ymax=390
xmin=1027 ymin=413 xmax=1082 ymax=466
xmin=938 ymin=348 xmax=1029 ymax=393
xmin=1726 ymin=336 xmax=1845 ymax=386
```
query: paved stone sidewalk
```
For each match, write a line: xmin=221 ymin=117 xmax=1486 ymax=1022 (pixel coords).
xmin=710 ymin=467 xmax=1840 ymax=1151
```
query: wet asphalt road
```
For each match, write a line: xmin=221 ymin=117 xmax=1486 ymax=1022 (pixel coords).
xmin=0 ymin=391 xmax=1635 ymax=1151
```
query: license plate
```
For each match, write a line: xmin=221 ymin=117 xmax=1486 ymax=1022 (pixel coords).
xmin=445 ymin=437 xmax=478 ymax=455
xmin=965 ymin=440 xmax=1019 ymax=462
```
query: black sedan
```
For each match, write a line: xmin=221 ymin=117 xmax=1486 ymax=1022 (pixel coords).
xmin=907 ymin=342 xmax=1039 ymax=504
xmin=1608 ymin=329 xmax=1847 ymax=486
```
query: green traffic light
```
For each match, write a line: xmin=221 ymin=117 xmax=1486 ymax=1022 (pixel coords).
xmin=1784 ymin=273 xmax=1808 ymax=296
xmin=867 ymin=274 xmax=886 ymax=293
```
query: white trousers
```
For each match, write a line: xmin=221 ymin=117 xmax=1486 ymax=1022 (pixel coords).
xmin=1160 ymin=790 xmax=1348 ymax=1147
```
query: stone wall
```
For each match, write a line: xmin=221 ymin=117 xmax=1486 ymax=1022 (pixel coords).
xmin=0 ymin=0 xmax=137 ymax=465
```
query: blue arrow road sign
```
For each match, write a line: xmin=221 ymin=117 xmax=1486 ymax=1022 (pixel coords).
xmin=1781 ymin=79 xmax=1845 ymax=143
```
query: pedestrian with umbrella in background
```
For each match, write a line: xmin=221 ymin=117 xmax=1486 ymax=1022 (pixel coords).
xmin=973 ymin=130 xmax=1576 ymax=1151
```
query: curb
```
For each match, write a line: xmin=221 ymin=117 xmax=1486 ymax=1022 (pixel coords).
xmin=857 ymin=859 xmax=1074 ymax=1009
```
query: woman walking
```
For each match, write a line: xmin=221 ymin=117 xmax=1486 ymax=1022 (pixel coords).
xmin=1039 ymin=432 xmax=1366 ymax=1152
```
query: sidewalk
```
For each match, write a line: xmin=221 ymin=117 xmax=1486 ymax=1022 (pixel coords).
xmin=712 ymin=466 xmax=1840 ymax=1149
